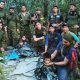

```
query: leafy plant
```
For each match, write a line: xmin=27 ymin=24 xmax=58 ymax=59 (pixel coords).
xmin=0 ymin=63 xmax=6 ymax=80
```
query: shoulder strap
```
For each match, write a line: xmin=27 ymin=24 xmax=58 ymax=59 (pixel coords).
xmin=61 ymin=44 xmax=65 ymax=57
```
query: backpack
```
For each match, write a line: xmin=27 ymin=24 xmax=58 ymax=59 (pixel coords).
xmin=69 ymin=48 xmax=77 ymax=70
xmin=69 ymin=48 xmax=80 ymax=79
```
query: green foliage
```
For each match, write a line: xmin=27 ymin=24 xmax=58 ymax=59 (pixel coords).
xmin=0 ymin=63 xmax=6 ymax=80
xmin=3 ymin=0 xmax=80 ymax=15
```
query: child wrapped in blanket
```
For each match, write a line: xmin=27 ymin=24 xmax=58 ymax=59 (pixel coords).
xmin=35 ymin=52 xmax=58 ymax=80
xmin=16 ymin=36 xmax=37 ymax=57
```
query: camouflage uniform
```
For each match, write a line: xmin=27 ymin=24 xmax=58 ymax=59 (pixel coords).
xmin=65 ymin=10 xmax=79 ymax=34
xmin=66 ymin=11 xmax=79 ymax=28
xmin=0 ymin=30 xmax=7 ymax=48
xmin=32 ymin=9 xmax=45 ymax=25
xmin=33 ymin=27 xmax=46 ymax=53
xmin=30 ymin=12 xmax=45 ymax=43
xmin=6 ymin=13 xmax=20 ymax=47
xmin=0 ymin=9 xmax=6 ymax=24
xmin=0 ymin=8 xmax=8 ymax=48
xmin=18 ymin=12 xmax=31 ymax=42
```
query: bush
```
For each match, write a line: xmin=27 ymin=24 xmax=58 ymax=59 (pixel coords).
xmin=0 ymin=63 xmax=6 ymax=80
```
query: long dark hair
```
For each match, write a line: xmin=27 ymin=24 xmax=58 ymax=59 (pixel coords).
xmin=35 ymin=22 xmax=43 ymax=30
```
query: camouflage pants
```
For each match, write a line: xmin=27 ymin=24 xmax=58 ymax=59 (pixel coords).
xmin=8 ymin=29 xmax=20 ymax=47
xmin=0 ymin=32 xmax=8 ymax=49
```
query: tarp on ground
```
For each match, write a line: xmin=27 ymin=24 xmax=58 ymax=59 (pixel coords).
xmin=4 ymin=57 xmax=39 ymax=80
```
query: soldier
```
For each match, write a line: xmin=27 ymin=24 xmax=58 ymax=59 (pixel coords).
xmin=18 ymin=4 xmax=31 ymax=43
xmin=0 ymin=1 xmax=5 ymax=9
xmin=0 ymin=1 xmax=8 ymax=47
xmin=6 ymin=6 xmax=20 ymax=47
xmin=45 ymin=33 xmax=78 ymax=80
xmin=30 ymin=8 xmax=45 ymax=43
xmin=31 ymin=8 xmax=45 ymax=25
xmin=33 ymin=22 xmax=46 ymax=54
xmin=48 ymin=5 xmax=63 ymax=34
xmin=0 ymin=21 xmax=7 ymax=51
xmin=65 ymin=3 xmax=79 ymax=28
xmin=44 ymin=26 xmax=62 ymax=55
xmin=0 ymin=1 xmax=6 ymax=24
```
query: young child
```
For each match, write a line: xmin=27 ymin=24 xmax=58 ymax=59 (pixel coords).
xmin=16 ymin=36 xmax=27 ymax=49
xmin=16 ymin=36 xmax=37 ymax=57
xmin=16 ymin=36 xmax=30 ymax=56
xmin=43 ymin=53 xmax=58 ymax=80
xmin=44 ymin=53 xmax=51 ymax=64
xmin=35 ymin=52 xmax=58 ymax=80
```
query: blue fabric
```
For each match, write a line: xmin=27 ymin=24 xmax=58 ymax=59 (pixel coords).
xmin=55 ymin=43 xmax=77 ymax=80
xmin=45 ymin=34 xmax=49 ymax=46
xmin=66 ymin=48 xmax=76 ymax=62
xmin=57 ymin=66 xmax=69 ymax=80
xmin=5 ymin=49 xmax=19 ymax=60
xmin=70 ymin=32 xmax=80 ymax=43
xmin=56 ymin=41 xmax=62 ymax=50
xmin=16 ymin=42 xmax=37 ymax=57
xmin=56 ymin=41 xmax=76 ymax=62
xmin=45 ymin=33 xmax=62 ymax=49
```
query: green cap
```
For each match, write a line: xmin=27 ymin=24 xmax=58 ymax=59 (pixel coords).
xmin=63 ymin=33 xmax=73 ymax=43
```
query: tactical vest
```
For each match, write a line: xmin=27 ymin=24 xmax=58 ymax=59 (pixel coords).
xmin=49 ymin=13 xmax=62 ymax=26
xmin=56 ymin=44 xmax=75 ymax=62
xmin=48 ymin=33 xmax=59 ymax=48
xmin=62 ymin=46 xmax=77 ymax=70
xmin=67 ymin=11 xmax=78 ymax=27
